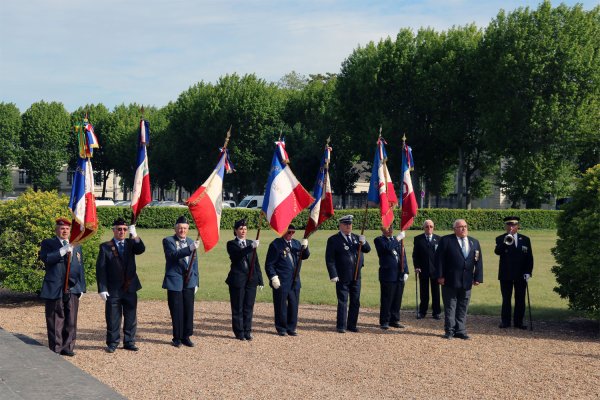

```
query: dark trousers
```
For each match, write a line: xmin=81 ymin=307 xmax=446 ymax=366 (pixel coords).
xmin=379 ymin=280 xmax=405 ymax=325
xmin=336 ymin=280 xmax=361 ymax=330
xmin=105 ymin=291 xmax=137 ymax=347
xmin=45 ymin=293 xmax=80 ymax=353
xmin=418 ymin=276 xmax=441 ymax=316
xmin=228 ymin=284 xmax=257 ymax=336
xmin=167 ymin=288 xmax=195 ymax=341
xmin=272 ymin=283 xmax=300 ymax=333
xmin=441 ymin=286 xmax=471 ymax=335
xmin=500 ymin=279 xmax=527 ymax=326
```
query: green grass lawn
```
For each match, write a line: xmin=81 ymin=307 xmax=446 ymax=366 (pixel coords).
xmin=93 ymin=228 xmax=573 ymax=320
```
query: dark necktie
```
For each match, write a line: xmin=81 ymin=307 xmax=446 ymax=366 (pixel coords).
xmin=240 ymin=240 xmax=246 ymax=248
xmin=62 ymin=240 xmax=68 ymax=246
xmin=118 ymin=241 xmax=124 ymax=257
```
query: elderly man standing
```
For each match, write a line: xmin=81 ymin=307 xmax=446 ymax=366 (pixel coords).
xmin=434 ymin=219 xmax=483 ymax=340
xmin=412 ymin=219 xmax=441 ymax=319
xmin=162 ymin=216 xmax=200 ymax=348
xmin=494 ymin=216 xmax=533 ymax=329
xmin=39 ymin=218 xmax=86 ymax=357
xmin=96 ymin=217 xmax=145 ymax=353
xmin=325 ymin=215 xmax=371 ymax=333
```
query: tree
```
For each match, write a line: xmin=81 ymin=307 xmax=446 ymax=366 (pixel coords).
xmin=20 ymin=101 xmax=71 ymax=191
xmin=0 ymin=103 xmax=21 ymax=195
xmin=551 ymin=164 xmax=600 ymax=318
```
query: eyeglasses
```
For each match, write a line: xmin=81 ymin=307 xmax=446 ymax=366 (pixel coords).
xmin=454 ymin=225 xmax=468 ymax=229
xmin=115 ymin=227 xmax=128 ymax=232
xmin=424 ymin=225 xmax=434 ymax=228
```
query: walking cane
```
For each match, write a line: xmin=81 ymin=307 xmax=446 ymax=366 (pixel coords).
xmin=526 ymin=279 xmax=533 ymax=331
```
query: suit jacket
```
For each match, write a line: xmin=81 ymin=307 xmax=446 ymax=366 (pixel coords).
xmin=96 ymin=238 xmax=145 ymax=296
xmin=265 ymin=237 xmax=310 ymax=288
xmin=412 ymin=233 xmax=441 ymax=278
xmin=374 ymin=235 xmax=409 ymax=283
xmin=162 ymin=235 xmax=199 ymax=291
xmin=39 ymin=237 xmax=86 ymax=300
xmin=325 ymin=232 xmax=371 ymax=283
xmin=494 ymin=233 xmax=533 ymax=281
xmin=225 ymin=238 xmax=264 ymax=288
xmin=434 ymin=234 xmax=483 ymax=290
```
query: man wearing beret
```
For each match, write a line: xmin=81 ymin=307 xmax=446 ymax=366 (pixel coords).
xmin=265 ymin=224 xmax=309 ymax=336
xmin=39 ymin=218 xmax=86 ymax=356
xmin=162 ymin=216 xmax=200 ymax=347
xmin=494 ymin=216 xmax=534 ymax=329
xmin=96 ymin=218 xmax=145 ymax=353
xmin=226 ymin=219 xmax=264 ymax=340
xmin=325 ymin=215 xmax=371 ymax=333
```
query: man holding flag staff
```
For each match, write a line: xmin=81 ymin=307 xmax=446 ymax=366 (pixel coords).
xmin=162 ymin=216 xmax=199 ymax=347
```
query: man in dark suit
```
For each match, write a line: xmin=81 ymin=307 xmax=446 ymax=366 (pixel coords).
xmin=162 ymin=216 xmax=199 ymax=348
xmin=434 ymin=219 xmax=483 ymax=340
xmin=412 ymin=219 xmax=442 ymax=319
xmin=325 ymin=215 xmax=371 ymax=333
xmin=39 ymin=218 xmax=86 ymax=357
xmin=226 ymin=218 xmax=264 ymax=341
xmin=265 ymin=224 xmax=309 ymax=336
xmin=494 ymin=216 xmax=534 ymax=329
xmin=374 ymin=226 xmax=409 ymax=330
xmin=96 ymin=217 xmax=145 ymax=353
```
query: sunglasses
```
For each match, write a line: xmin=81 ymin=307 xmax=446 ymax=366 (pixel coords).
xmin=286 ymin=230 xmax=296 ymax=234
xmin=115 ymin=227 xmax=128 ymax=232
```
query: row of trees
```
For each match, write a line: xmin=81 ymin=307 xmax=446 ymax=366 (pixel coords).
xmin=0 ymin=1 xmax=598 ymax=208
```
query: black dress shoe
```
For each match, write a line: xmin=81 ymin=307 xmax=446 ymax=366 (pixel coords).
xmin=171 ymin=339 xmax=182 ymax=347
xmin=336 ymin=328 xmax=346 ymax=334
xmin=499 ymin=323 xmax=510 ymax=328
xmin=287 ymin=330 xmax=298 ymax=336
xmin=124 ymin=344 xmax=139 ymax=351
xmin=347 ymin=327 xmax=359 ymax=333
xmin=181 ymin=338 xmax=195 ymax=347
xmin=60 ymin=350 xmax=75 ymax=357
xmin=432 ymin=314 xmax=441 ymax=320
xmin=443 ymin=332 xmax=454 ymax=339
xmin=105 ymin=345 xmax=117 ymax=353
xmin=515 ymin=325 xmax=528 ymax=330
xmin=454 ymin=333 xmax=471 ymax=340
xmin=416 ymin=313 xmax=425 ymax=320
xmin=277 ymin=331 xmax=287 ymax=336
xmin=244 ymin=333 xmax=253 ymax=341
xmin=380 ymin=324 xmax=390 ymax=330
xmin=389 ymin=322 xmax=405 ymax=328
xmin=235 ymin=335 xmax=246 ymax=341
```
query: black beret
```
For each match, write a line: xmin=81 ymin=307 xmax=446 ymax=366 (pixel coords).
xmin=112 ymin=217 xmax=127 ymax=226
xmin=176 ymin=215 xmax=188 ymax=225
xmin=287 ymin=224 xmax=296 ymax=231
xmin=234 ymin=219 xmax=247 ymax=230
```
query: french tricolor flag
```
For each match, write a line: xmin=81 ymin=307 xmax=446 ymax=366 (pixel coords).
xmin=400 ymin=143 xmax=418 ymax=231
xmin=304 ymin=144 xmax=334 ymax=238
xmin=187 ymin=149 xmax=234 ymax=252
xmin=69 ymin=157 xmax=98 ymax=244
xmin=262 ymin=140 xmax=313 ymax=235
xmin=131 ymin=119 xmax=151 ymax=221
xmin=367 ymin=137 xmax=398 ymax=229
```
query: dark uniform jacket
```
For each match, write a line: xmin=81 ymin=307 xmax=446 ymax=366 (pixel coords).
xmin=226 ymin=238 xmax=264 ymax=288
xmin=96 ymin=238 xmax=145 ymax=296
xmin=39 ymin=237 xmax=86 ymax=300
xmin=162 ymin=235 xmax=199 ymax=291
xmin=325 ymin=232 xmax=371 ymax=283
xmin=434 ymin=234 xmax=483 ymax=289
xmin=494 ymin=233 xmax=533 ymax=281
xmin=265 ymin=237 xmax=310 ymax=288
xmin=373 ymin=235 xmax=409 ymax=282
xmin=412 ymin=233 xmax=441 ymax=278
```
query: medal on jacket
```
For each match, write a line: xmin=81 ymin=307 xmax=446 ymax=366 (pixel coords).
xmin=522 ymin=246 xmax=528 ymax=253
xmin=344 ymin=244 xmax=349 ymax=251
xmin=392 ymin=250 xmax=398 ymax=256
xmin=76 ymin=252 xmax=81 ymax=262
xmin=475 ymin=250 xmax=480 ymax=262
xmin=283 ymin=248 xmax=289 ymax=257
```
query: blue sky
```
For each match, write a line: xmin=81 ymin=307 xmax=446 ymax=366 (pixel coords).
xmin=1 ymin=0 xmax=597 ymax=112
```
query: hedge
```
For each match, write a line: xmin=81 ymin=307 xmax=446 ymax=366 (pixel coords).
xmin=99 ymin=207 xmax=559 ymax=231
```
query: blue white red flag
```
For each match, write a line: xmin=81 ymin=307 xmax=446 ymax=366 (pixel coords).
xmin=304 ymin=144 xmax=334 ymax=238
xmin=400 ymin=143 xmax=418 ymax=231
xmin=131 ymin=119 xmax=151 ymax=221
xmin=367 ymin=137 xmax=398 ymax=229
xmin=262 ymin=140 xmax=313 ymax=235
xmin=187 ymin=148 xmax=233 ymax=252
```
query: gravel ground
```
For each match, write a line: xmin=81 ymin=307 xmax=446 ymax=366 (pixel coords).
xmin=0 ymin=294 xmax=598 ymax=400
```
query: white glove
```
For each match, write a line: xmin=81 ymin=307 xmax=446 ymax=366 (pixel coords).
xmin=99 ymin=292 xmax=109 ymax=301
xmin=59 ymin=244 xmax=74 ymax=256
xmin=258 ymin=285 xmax=264 ymax=291
xmin=396 ymin=231 xmax=406 ymax=241
xmin=128 ymin=225 xmax=137 ymax=238
xmin=194 ymin=286 xmax=198 ymax=294
xmin=78 ymin=292 xmax=84 ymax=299
xmin=271 ymin=275 xmax=281 ymax=289
xmin=403 ymin=273 xmax=409 ymax=282
xmin=524 ymin=274 xmax=531 ymax=282
xmin=330 ymin=277 xmax=339 ymax=282
xmin=190 ymin=240 xmax=200 ymax=251
xmin=252 ymin=240 xmax=259 ymax=249
xmin=358 ymin=235 xmax=366 ymax=244
xmin=301 ymin=238 xmax=308 ymax=248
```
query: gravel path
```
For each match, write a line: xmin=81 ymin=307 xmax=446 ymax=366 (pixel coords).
xmin=0 ymin=295 xmax=598 ymax=399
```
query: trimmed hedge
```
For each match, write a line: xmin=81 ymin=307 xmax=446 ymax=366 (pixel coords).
xmin=99 ymin=207 xmax=559 ymax=231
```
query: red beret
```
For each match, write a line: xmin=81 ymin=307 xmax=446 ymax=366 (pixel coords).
xmin=56 ymin=217 xmax=71 ymax=226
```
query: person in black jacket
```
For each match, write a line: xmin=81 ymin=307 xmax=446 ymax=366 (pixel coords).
xmin=39 ymin=218 xmax=86 ymax=357
xmin=494 ymin=216 xmax=534 ymax=329
xmin=96 ymin=217 xmax=145 ymax=353
xmin=226 ymin=219 xmax=264 ymax=340
xmin=325 ymin=215 xmax=371 ymax=333
xmin=412 ymin=219 xmax=441 ymax=319
xmin=265 ymin=224 xmax=309 ymax=336
xmin=374 ymin=226 xmax=409 ymax=330
xmin=434 ymin=219 xmax=483 ymax=340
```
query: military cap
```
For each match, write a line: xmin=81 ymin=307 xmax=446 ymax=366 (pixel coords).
xmin=503 ymin=216 xmax=520 ymax=225
xmin=234 ymin=219 xmax=247 ymax=230
xmin=338 ymin=215 xmax=354 ymax=224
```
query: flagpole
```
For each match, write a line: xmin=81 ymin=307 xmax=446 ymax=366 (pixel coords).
xmin=247 ymin=212 xmax=264 ymax=281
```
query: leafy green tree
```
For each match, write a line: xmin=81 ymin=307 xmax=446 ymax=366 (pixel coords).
xmin=0 ymin=103 xmax=21 ymax=195
xmin=551 ymin=164 xmax=600 ymax=318
xmin=20 ymin=101 xmax=71 ymax=191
